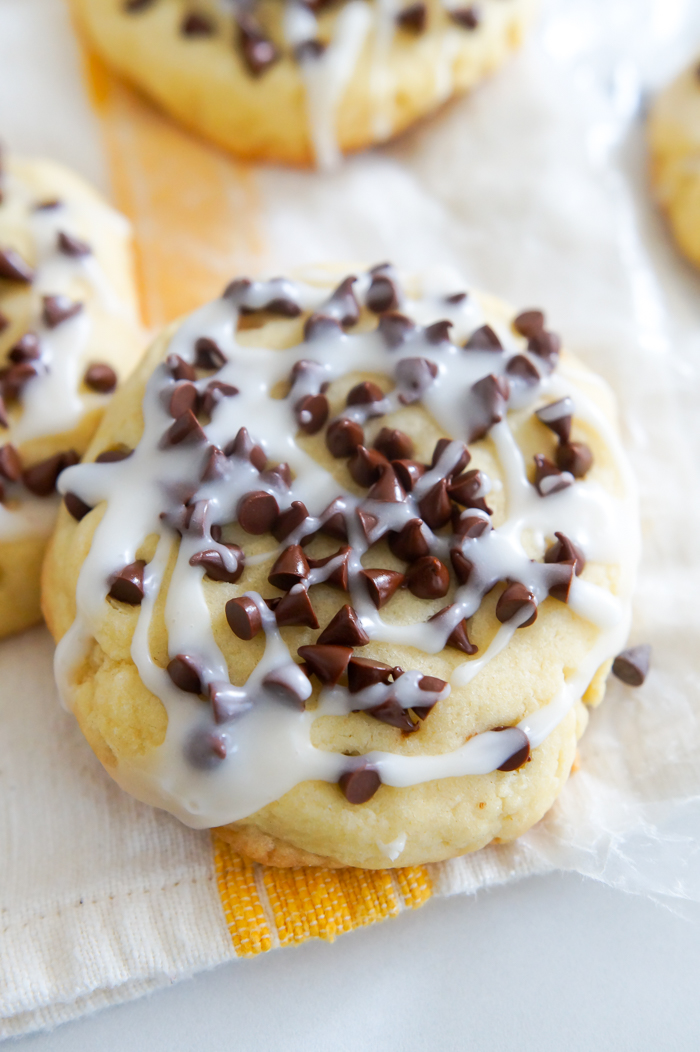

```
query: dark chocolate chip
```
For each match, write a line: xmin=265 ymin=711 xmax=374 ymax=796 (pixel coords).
xmin=425 ymin=320 xmax=453 ymax=345
xmin=181 ymin=11 xmax=216 ymax=35
xmin=395 ymin=356 xmax=439 ymax=404
xmin=533 ymin=453 xmax=573 ymax=496
xmin=388 ymin=518 xmax=430 ymax=562
xmin=450 ymin=6 xmax=480 ymax=29
xmin=545 ymin=532 xmax=585 ymax=575
xmin=556 ymin=441 xmax=593 ymax=478
xmin=396 ymin=2 xmax=426 ymax=32
xmin=467 ymin=373 xmax=510 ymax=442
xmin=201 ymin=446 xmax=228 ymax=482
xmin=167 ymin=654 xmax=203 ymax=695
xmin=202 ymin=380 xmax=239 ymax=417
xmin=237 ymin=13 xmax=279 ymax=76
xmin=194 ymin=336 xmax=227 ymax=370
xmin=528 ymin=330 xmax=561 ymax=368
xmin=377 ymin=311 xmax=414 ymax=348
xmin=326 ymin=417 xmax=364 ymax=458
xmin=356 ymin=509 xmax=380 ymax=542
xmin=57 ymin=231 xmax=91 ymax=257
xmin=464 ymin=324 xmax=502 ymax=352
xmin=494 ymin=727 xmax=531 ymax=771
xmin=260 ymin=462 xmax=292 ymax=490
xmin=339 ymin=767 xmax=381 ymax=804
xmin=272 ymin=500 xmax=309 ymax=543
xmin=536 ymin=397 xmax=573 ymax=443
xmin=296 ymin=393 xmax=329 ymax=435
xmin=391 ymin=459 xmax=426 ymax=492
xmin=64 ymin=492 xmax=92 ymax=521
xmin=429 ymin=605 xmax=477 ymax=654
xmin=108 ymin=559 xmax=146 ymax=605
xmin=0 ymin=443 xmax=21 ymax=481
xmin=8 ymin=333 xmax=41 ymax=363
xmin=419 ymin=675 xmax=447 ymax=693
xmin=448 ymin=469 xmax=490 ymax=511
xmin=42 ymin=294 xmax=83 ymax=328
xmin=269 ymin=544 xmax=309 ymax=591
xmin=495 ymin=583 xmax=537 ymax=627
xmin=84 ymin=363 xmax=117 ymax=394
xmin=274 ymin=586 xmax=319 ymax=629
xmin=226 ymin=596 xmax=262 ymax=640
xmin=374 ymin=427 xmax=414 ymax=461
xmin=513 ymin=310 xmax=545 ymax=339
xmin=95 ymin=447 xmax=132 ymax=463
xmin=366 ymin=698 xmax=416 ymax=733
xmin=23 ymin=449 xmax=78 ymax=496
xmin=168 ymin=381 xmax=200 ymax=418
xmin=450 ymin=549 xmax=474 ymax=585
xmin=547 ymin=560 xmax=576 ymax=604
xmin=166 ymin=354 xmax=197 ymax=382
xmin=367 ymin=463 xmax=406 ymax=503
xmin=320 ymin=499 xmax=349 ymax=541
xmin=0 ymin=247 xmax=34 ymax=283
xmin=161 ymin=408 xmax=206 ymax=447
xmin=190 ymin=546 xmax=245 ymax=584
xmin=237 ymin=490 xmax=279 ymax=534
xmin=298 ymin=643 xmax=353 ymax=685
xmin=418 ymin=477 xmax=452 ymax=529
xmin=348 ymin=445 xmax=388 ymax=487
xmin=430 ymin=438 xmax=470 ymax=477
xmin=346 ymin=380 xmax=385 ymax=407
xmin=225 ymin=426 xmax=267 ymax=470
xmin=452 ymin=513 xmax=490 ymax=539
xmin=612 ymin=644 xmax=651 ymax=687
xmin=347 ymin=656 xmax=394 ymax=693
xmin=360 ymin=567 xmax=405 ymax=608
xmin=307 ymin=546 xmax=351 ymax=590
xmin=304 ymin=314 xmax=343 ymax=341
xmin=263 ymin=667 xmax=310 ymax=709
xmin=317 ymin=604 xmax=369 ymax=647
xmin=367 ymin=273 xmax=399 ymax=314
xmin=325 ymin=275 xmax=360 ymax=328
xmin=505 ymin=354 xmax=540 ymax=386
xmin=406 ymin=556 xmax=450 ymax=599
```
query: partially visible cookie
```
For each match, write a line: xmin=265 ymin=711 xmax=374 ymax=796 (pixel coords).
xmin=649 ymin=59 xmax=700 ymax=268
xmin=43 ymin=263 xmax=640 ymax=869
xmin=71 ymin=0 xmax=537 ymax=168
xmin=0 ymin=154 xmax=143 ymax=638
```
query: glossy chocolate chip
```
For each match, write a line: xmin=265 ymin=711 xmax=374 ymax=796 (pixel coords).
xmin=194 ymin=337 xmax=227 ymax=370
xmin=556 ymin=441 xmax=593 ymax=478
xmin=209 ymin=681 xmax=251 ymax=724
xmin=347 ymin=656 xmax=394 ymax=693
xmin=190 ymin=546 xmax=245 ymax=584
xmin=272 ymin=501 xmax=309 ymax=542
xmin=202 ymin=380 xmax=238 ymax=417
xmin=545 ymin=532 xmax=585 ymax=575
xmin=374 ymin=427 xmax=414 ymax=461
xmin=612 ymin=644 xmax=651 ymax=687
xmin=348 ymin=445 xmax=388 ymax=487
xmin=366 ymin=273 xmax=399 ymax=314
xmin=425 ymin=320 xmax=453 ymax=346
xmin=339 ymin=767 xmax=381 ymax=804
xmin=168 ymin=381 xmax=200 ymax=418
xmin=396 ymin=2 xmax=426 ymax=32
xmin=95 ymin=447 xmax=132 ymax=463
xmin=269 ymin=545 xmax=309 ymax=591
xmin=464 ymin=324 xmax=502 ymax=352
xmin=225 ymin=426 xmax=267 ymax=470
xmin=467 ymin=374 xmax=510 ymax=442
xmin=320 ymin=500 xmax=349 ymax=541
xmin=431 ymin=438 xmax=470 ymax=477
xmin=161 ymin=409 xmax=206 ymax=448
xmin=391 ymin=458 xmax=426 ymax=491
xmin=9 ymin=333 xmax=41 ymax=363
xmin=429 ymin=605 xmax=478 ymax=654
xmin=547 ymin=560 xmax=576 ymax=604
xmin=360 ymin=567 xmax=405 ymax=608
xmin=326 ymin=417 xmax=364 ymax=458
xmin=167 ymin=354 xmax=196 ymax=382
xmin=326 ymin=275 xmax=360 ymax=328
xmin=495 ymin=727 xmax=531 ymax=771
xmin=274 ymin=586 xmax=319 ymax=629
xmin=528 ymin=330 xmax=561 ymax=368
xmin=495 ymin=583 xmax=537 ymax=627
xmin=419 ymin=675 xmax=447 ymax=693
xmin=307 ymin=546 xmax=351 ymax=590
xmin=533 ymin=454 xmax=573 ymax=496
xmin=181 ymin=11 xmax=215 ymax=35
xmin=108 ymin=559 xmax=146 ymax=605
xmin=84 ymin=363 xmax=117 ymax=394
xmin=366 ymin=698 xmax=416 ymax=733
xmin=536 ymin=397 xmax=573 ymax=443
xmin=237 ymin=490 xmax=279 ymax=534
xmin=298 ymin=643 xmax=352 ymax=684
xmin=0 ymin=443 xmax=21 ymax=481
xmin=295 ymin=393 xmax=329 ymax=435
xmin=42 ymin=294 xmax=83 ymax=328
xmin=317 ymin=604 xmax=370 ymax=647
xmin=226 ymin=596 xmax=262 ymax=640
xmin=23 ymin=449 xmax=78 ymax=496
xmin=448 ymin=469 xmax=490 ymax=511
xmin=450 ymin=549 xmax=474 ymax=586
xmin=450 ymin=6 xmax=480 ymax=29
xmin=367 ymin=464 xmax=406 ymax=503
xmin=452 ymin=513 xmax=491 ymax=539
xmin=513 ymin=310 xmax=545 ymax=338
xmin=418 ymin=477 xmax=452 ymax=529
xmin=406 ymin=556 xmax=450 ymax=599
xmin=388 ymin=518 xmax=430 ymax=562
xmin=395 ymin=356 xmax=439 ymax=404
xmin=261 ymin=462 xmax=292 ymax=490
xmin=64 ymin=492 xmax=92 ymax=521
xmin=346 ymin=380 xmax=385 ymax=407
xmin=263 ymin=667 xmax=310 ymax=709
xmin=167 ymin=654 xmax=202 ymax=695
xmin=57 ymin=231 xmax=91 ymax=257
xmin=0 ymin=247 xmax=34 ymax=283
xmin=506 ymin=354 xmax=540 ymax=387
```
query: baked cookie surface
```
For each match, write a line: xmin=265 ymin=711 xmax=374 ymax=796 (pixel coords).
xmin=70 ymin=0 xmax=537 ymax=168
xmin=43 ymin=264 xmax=639 ymax=869
xmin=649 ymin=59 xmax=700 ymax=268
xmin=0 ymin=155 xmax=143 ymax=639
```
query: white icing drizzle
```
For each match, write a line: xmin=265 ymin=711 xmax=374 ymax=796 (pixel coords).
xmin=54 ymin=266 xmax=639 ymax=829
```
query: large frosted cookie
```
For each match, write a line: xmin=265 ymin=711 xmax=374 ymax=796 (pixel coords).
xmin=0 ymin=155 xmax=143 ymax=639
xmin=71 ymin=0 xmax=537 ymax=168
xmin=649 ymin=59 xmax=700 ymax=268
xmin=43 ymin=264 xmax=639 ymax=869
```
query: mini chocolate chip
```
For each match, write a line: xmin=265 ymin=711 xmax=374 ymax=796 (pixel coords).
xmin=378 ymin=311 xmax=415 ymax=348
xmin=0 ymin=443 xmax=21 ymax=481
xmin=270 ymin=501 xmax=308 ymax=543
xmin=161 ymin=408 xmax=206 ymax=447
xmin=167 ymin=654 xmax=202 ymax=695
xmin=325 ymin=275 xmax=360 ymax=328
xmin=85 ymin=363 xmax=117 ymax=394
xmin=496 ymin=583 xmax=537 ymax=627
xmin=366 ymin=698 xmax=416 ymax=733
xmin=506 ymin=354 xmax=541 ymax=386
xmin=226 ymin=596 xmax=262 ymax=640
xmin=556 ymin=441 xmax=593 ymax=478
xmin=464 ymin=324 xmax=502 ymax=352
xmin=202 ymin=380 xmax=238 ymax=417
xmin=225 ymin=426 xmax=267 ymax=470
xmin=64 ymin=492 xmax=92 ymax=521
xmin=419 ymin=675 xmax=447 ymax=693
xmin=612 ymin=644 xmax=651 ymax=687
xmin=42 ymin=295 xmax=83 ymax=328
xmin=450 ymin=549 xmax=474 ymax=585
xmin=274 ymin=586 xmax=319 ymax=629
xmin=181 ymin=11 xmax=215 ymax=35
xmin=237 ymin=490 xmax=279 ymax=534
xmin=431 ymin=437 xmax=470 ymax=477
xmin=467 ymin=373 xmax=510 ymax=442
xmin=23 ymin=449 xmax=78 ymax=496
xmin=95 ymin=447 xmax=132 ymax=463
xmin=339 ymin=767 xmax=381 ymax=804
xmin=0 ymin=247 xmax=34 ymax=283
xmin=317 ymin=604 xmax=369 ymax=647
xmin=8 ymin=333 xmax=41 ymax=363
xmin=391 ymin=459 xmax=426 ymax=492
xmin=374 ymin=427 xmax=414 ymax=461
xmin=528 ymin=330 xmax=561 ymax=368
xmin=450 ymin=6 xmax=480 ymax=29
xmin=298 ymin=643 xmax=353 ymax=685
xmin=269 ymin=545 xmax=309 ymax=591
xmin=367 ymin=463 xmax=405 ymax=503
xmin=307 ymin=546 xmax=351 ymax=590
xmin=360 ymin=567 xmax=405 ymax=608
xmin=320 ymin=500 xmax=349 ymax=541
xmin=366 ymin=273 xmax=399 ymax=313
xmin=190 ymin=546 xmax=245 ymax=584
xmin=108 ymin=560 xmax=146 ymax=605
xmin=57 ymin=231 xmax=91 ymax=257
xmin=346 ymin=380 xmax=385 ymax=407
xmin=547 ymin=561 xmax=576 ymax=604
xmin=326 ymin=417 xmax=364 ymax=458
xmin=397 ymin=2 xmax=426 ymax=32
xmin=418 ymin=477 xmax=452 ymax=530
xmin=513 ymin=310 xmax=545 ymax=339
xmin=406 ymin=556 xmax=450 ymax=599
xmin=545 ymin=532 xmax=585 ymax=575
xmin=237 ymin=14 xmax=279 ymax=76
xmin=429 ymin=605 xmax=478 ymax=654
xmin=348 ymin=445 xmax=388 ymax=487
xmin=388 ymin=518 xmax=430 ymax=562
xmin=168 ymin=381 xmax=200 ymax=418
xmin=356 ymin=509 xmax=380 ymax=542
xmin=347 ymin=657 xmax=394 ymax=693
xmin=454 ymin=513 xmax=491 ymax=539
xmin=536 ymin=397 xmax=573 ymax=443
xmin=494 ymin=727 xmax=531 ymax=771
xmin=296 ymin=393 xmax=329 ymax=435
xmin=448 ymin=469 xmax=490 ymax=509
xmin=533 ymin=453 xmax=573 ymax=496
xmin=166 ymin=354 xmax=197 ymax=382
xmin=395 ymin=356 xmax=439 ymax=404
xmin=194 ymin=336 xmax=227 ymax=370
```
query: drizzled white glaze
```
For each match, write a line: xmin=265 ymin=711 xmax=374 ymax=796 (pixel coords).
xmin=55 ymin=266 xmax=639 ymax=829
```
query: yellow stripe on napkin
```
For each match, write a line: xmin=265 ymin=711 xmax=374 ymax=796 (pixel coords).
xmin=76 ymin=34 xmax=433 ymax=956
